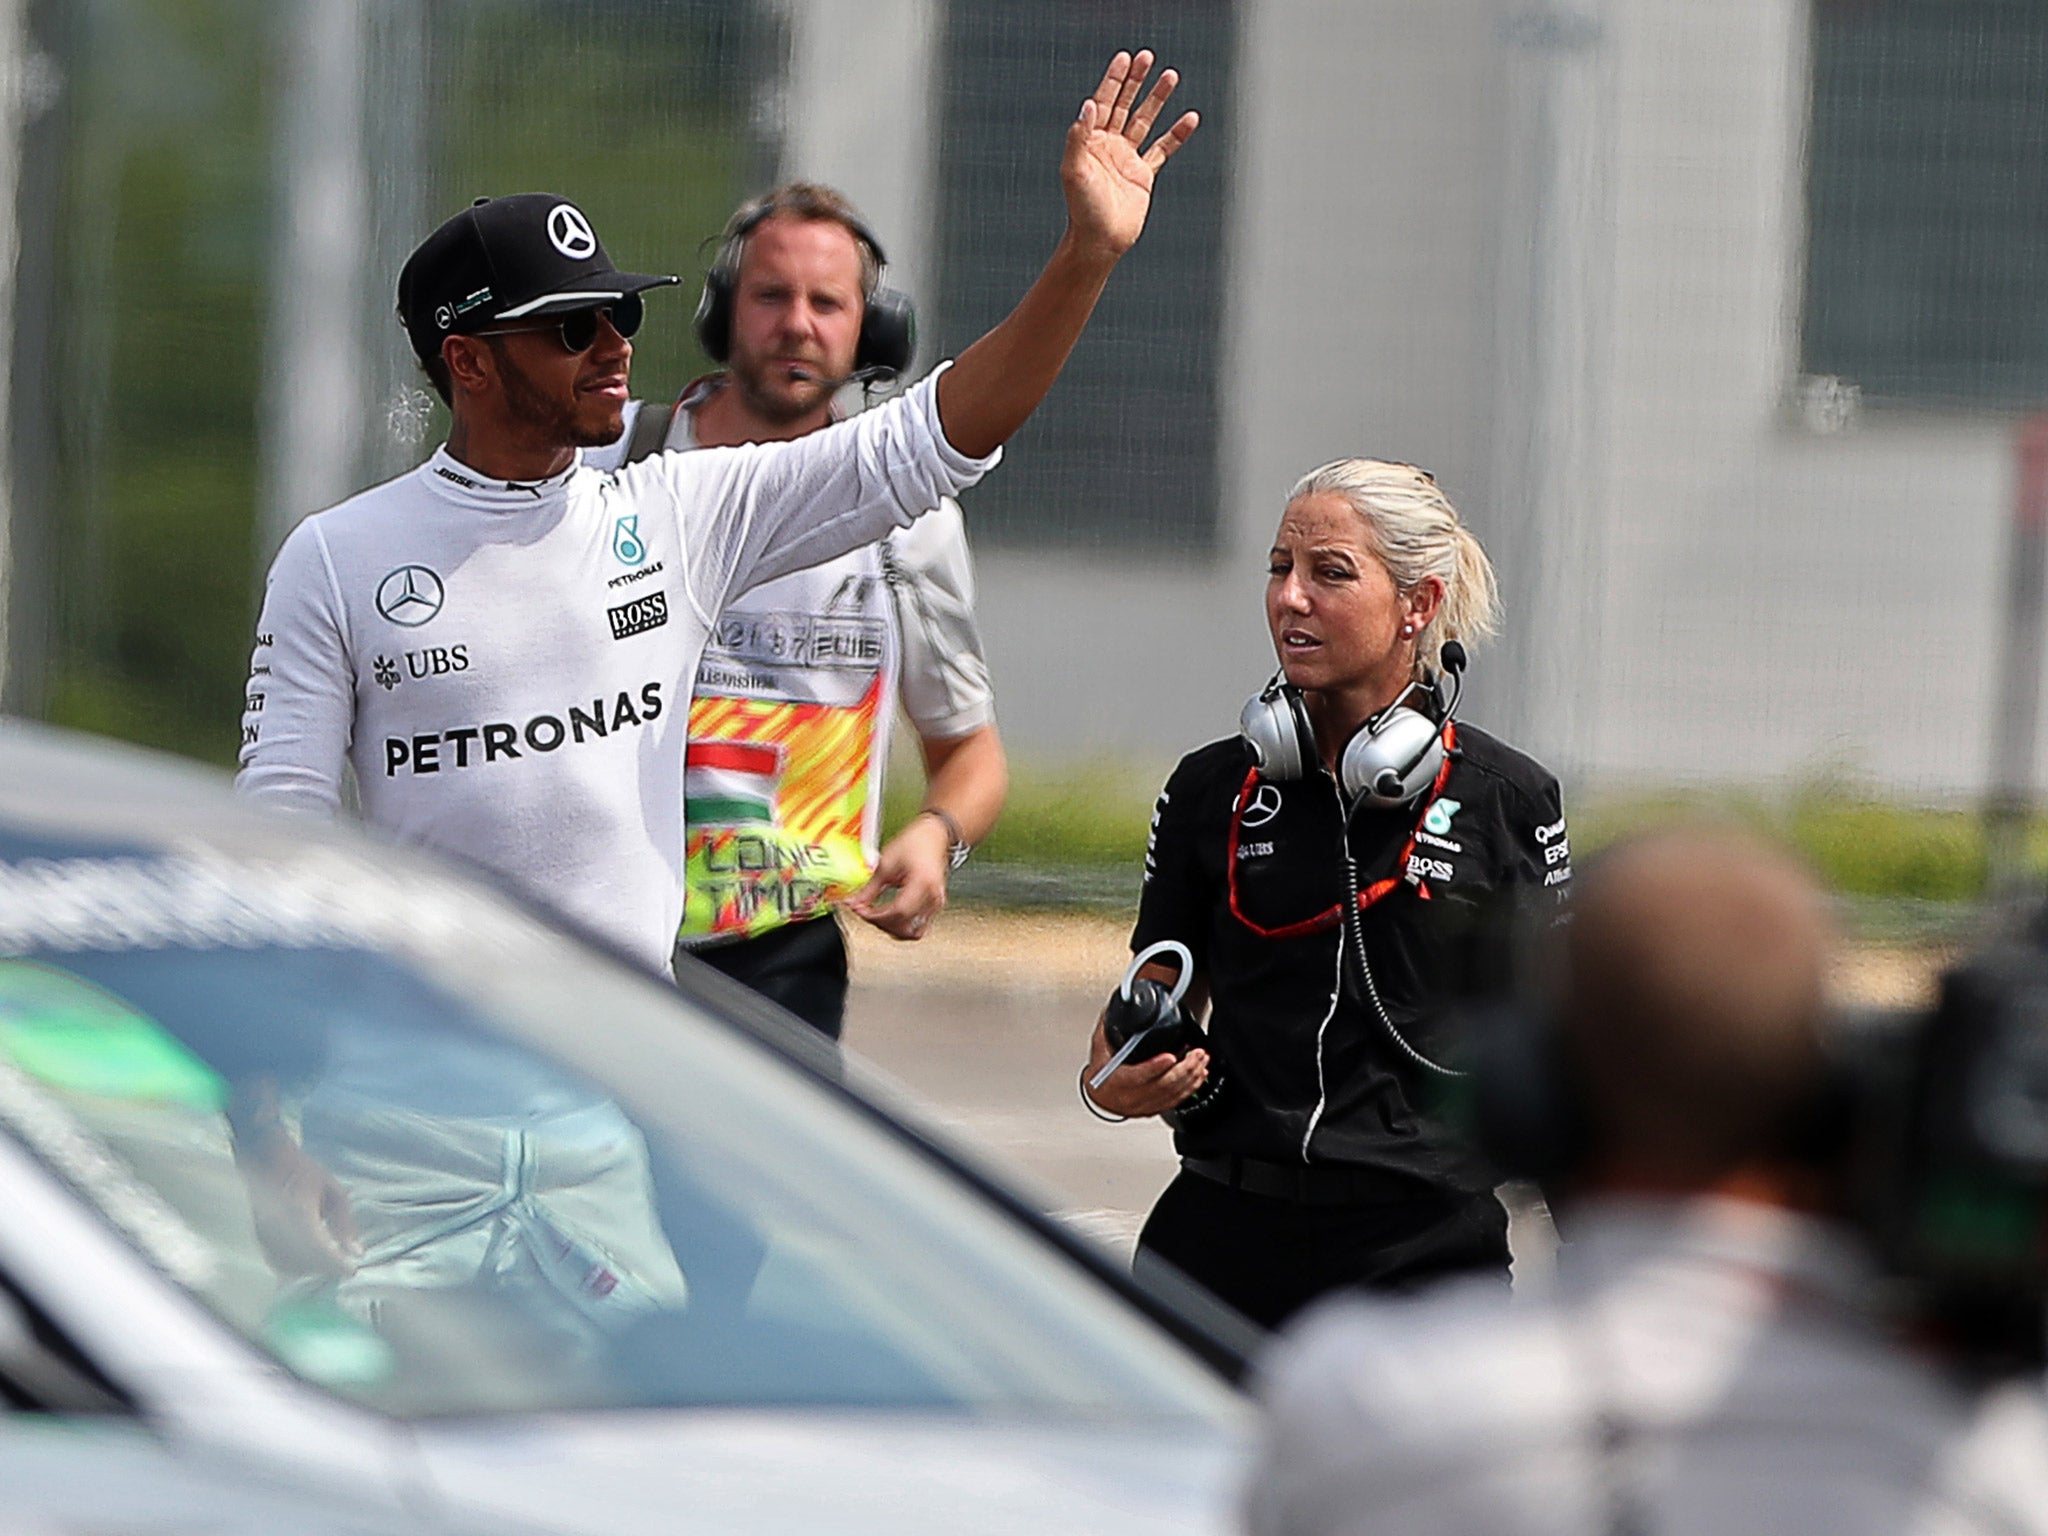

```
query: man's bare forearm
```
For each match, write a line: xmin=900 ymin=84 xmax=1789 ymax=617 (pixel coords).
xmin=935 ymin=232 xmax=1120 ymax=460
xmin=919 ymin=724 xmax=1009 ymax=847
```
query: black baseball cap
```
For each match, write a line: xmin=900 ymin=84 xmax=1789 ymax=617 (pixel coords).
xmin=396 ymin=194 xmax=677 ymax=363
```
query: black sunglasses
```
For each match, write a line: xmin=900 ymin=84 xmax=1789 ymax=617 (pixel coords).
xmin=472 ymin=293 xmax=644 ymax=353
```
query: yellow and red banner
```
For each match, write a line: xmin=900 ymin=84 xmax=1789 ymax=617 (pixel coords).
xmin=680 ymin=675 xmax=883 ymax=940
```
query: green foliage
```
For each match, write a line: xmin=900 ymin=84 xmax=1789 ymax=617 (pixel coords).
xmin=38 ymin=0 xmax=768 ymax=766
xmin=1786 ymin=798 xmax=1988 ymax=902
xmin=976 ymin=767 xmax=1163 ymax=867
xmin=44 ymin=0 xmax=270 ymax=765
xmin=891 ymin=761 xmax=2014 ymax=908
xmin=434 ymin=3 xmax=769 ymax=399
xmin=883 ymin=761 xmax=1160 ymax=869
xmin=1549 ymin=786 xmax=1991 ymax=902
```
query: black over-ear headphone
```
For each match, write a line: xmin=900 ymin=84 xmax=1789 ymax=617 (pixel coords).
xmin=693 ymin=198 xmax=916 ymax=382
xmin=1238 ymin=641 xmax=1467 ymax=808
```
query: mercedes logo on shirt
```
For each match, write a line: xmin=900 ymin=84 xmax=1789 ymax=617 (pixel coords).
xmin=376 ymin=565 xmax=445 ymax=627
xmin=1241 ymin=782 xmax=1284 ymax=828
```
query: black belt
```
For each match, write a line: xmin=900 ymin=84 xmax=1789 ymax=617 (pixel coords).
xmin=1180 ymin=1154 xmax=1437 ymax=1207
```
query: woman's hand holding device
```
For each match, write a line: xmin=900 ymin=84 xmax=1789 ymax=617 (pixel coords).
xmin=1080 ymin=941 xmax=1222 ymax=1121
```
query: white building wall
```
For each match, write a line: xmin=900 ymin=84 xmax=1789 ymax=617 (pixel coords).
xmin=973 ymin=0 xmax=1509 ymax=775
xmin=1589 ymin=0 xmax=2013 ymax=798
xmin=775 ymin=0 xmax=940 ymax=313
xmin=782 ymin=0 xmax=2032 ymax=803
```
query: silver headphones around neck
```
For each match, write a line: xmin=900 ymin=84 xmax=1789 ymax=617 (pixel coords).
xmin=1238 ymin=641 xmax=1467 ymax=808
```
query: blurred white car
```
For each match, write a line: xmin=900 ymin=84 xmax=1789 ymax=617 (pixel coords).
xmin=0 ymin=717 xmax=1251 ymax=1534
xmin=0 ymin=1413 xmax=531 ymax=1535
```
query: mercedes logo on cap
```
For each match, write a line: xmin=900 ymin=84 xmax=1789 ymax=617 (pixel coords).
xmin=547 ymin=204 xmax=598 ymax=260
xmin=376 ymin=565 xmax=445 ymax=627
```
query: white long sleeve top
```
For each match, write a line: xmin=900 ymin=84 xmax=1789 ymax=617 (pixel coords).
xmin=236 ymin=368 xmax=996 ymax=972
xmin=1245 ymin=1196 xmax=2048 ymax=1536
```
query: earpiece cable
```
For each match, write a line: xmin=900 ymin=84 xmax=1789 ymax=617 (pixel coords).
xmin=1124 ymin=939 xmax=1194 ymax=1004
xmin=1340 ymin=831 xmax=1467 ymax=1078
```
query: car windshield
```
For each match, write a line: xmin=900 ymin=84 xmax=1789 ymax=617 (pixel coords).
xmin=0 ymin=843 xmax=1233 ymax=1422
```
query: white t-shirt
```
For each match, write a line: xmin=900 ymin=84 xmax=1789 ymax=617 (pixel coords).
xmin=236 ymin=369 xmax=996 ymax=972
xmin=1245 ymin=1196 xmax=2048 ymax=1536
xmin=587 ymin=395 xmax=996 ymax=944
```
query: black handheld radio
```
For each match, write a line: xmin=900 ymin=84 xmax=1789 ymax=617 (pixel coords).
xmin=1093 ymin=941 xmax=1227 ymax=1129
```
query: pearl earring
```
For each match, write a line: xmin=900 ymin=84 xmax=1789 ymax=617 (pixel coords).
xmin=1402 ymin=623 xmax=1414 ymax=635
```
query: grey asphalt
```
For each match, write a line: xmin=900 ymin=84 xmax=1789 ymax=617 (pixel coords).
xmin=843 ymin=969 xmax=1556 ymax=1279
xmin=844 ymin=979 xmax=1181 ymax=1254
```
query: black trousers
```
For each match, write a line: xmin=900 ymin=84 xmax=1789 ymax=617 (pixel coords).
xmin=682 ymin=914 xmax=849 ymax=1040
xmin=1134 ymin=1170 xmax=1510 ymax=1330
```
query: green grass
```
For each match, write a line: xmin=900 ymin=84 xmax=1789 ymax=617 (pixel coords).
xmin=884 ymin=763 xmax=1159 ymax=869
xmin=1569 ymin=788 xmax=1992 ymax=903
xmin=889 ymin=763 xmax=2024 ymax=912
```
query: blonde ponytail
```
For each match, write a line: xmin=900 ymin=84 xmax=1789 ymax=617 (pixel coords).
xmin=1286 ymin=459 xmax=1500 ymax=678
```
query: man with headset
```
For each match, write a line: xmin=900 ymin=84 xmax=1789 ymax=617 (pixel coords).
xmin=588 ymin=183 xmax=1006 ymax=1038
xmin=1244 ymin=829 xmax=2048 ymax=1536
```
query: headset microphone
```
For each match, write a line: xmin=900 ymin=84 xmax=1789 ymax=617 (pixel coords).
xmin=786 ymin=362 xmax=900 ymax=392
xmin=1432 ymin=643 xmax=1467 ymax=725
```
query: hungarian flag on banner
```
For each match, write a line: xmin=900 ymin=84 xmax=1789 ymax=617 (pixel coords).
xmin=685 ymin=739 xmax=784 ymax=825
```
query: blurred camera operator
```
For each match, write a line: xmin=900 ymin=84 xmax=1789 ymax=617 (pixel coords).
xmin=586 ymin=183 xmax=1007 ymax=1039
xmin=1244 ymin=829 xmax=2048 ymax=1536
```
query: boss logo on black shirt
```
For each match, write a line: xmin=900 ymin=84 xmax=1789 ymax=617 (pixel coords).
xmin=607 ymin=591 xmax=669 ymax=641
xmin=1407 ymin=853 xmax=1457 ymax=885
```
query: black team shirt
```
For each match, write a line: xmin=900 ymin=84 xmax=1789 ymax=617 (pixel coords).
xmin=1131 ymin=723 xmax=1569 ymax=1192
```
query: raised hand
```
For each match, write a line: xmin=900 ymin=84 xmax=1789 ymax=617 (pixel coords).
xmin=934 ymin=49 xmax=1202 ymax=457
xmin=1062 ymin=50 xmax=1200 ymax=260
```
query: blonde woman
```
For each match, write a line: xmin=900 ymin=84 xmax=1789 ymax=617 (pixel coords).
xmin=1083 ymin=460 xmax=1570 ymax=1328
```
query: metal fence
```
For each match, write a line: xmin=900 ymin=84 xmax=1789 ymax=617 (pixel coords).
xmin=10 ymin=0 xmax=2048 ymax=850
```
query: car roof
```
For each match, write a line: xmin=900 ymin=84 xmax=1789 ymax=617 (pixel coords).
xmin=0 ymin=717 xmax=1260 ymax=1379
xmin=0 ymin=1418 xmax=527 ymax=1534
xmin=1 ymin=717 xmax=263 ymax=832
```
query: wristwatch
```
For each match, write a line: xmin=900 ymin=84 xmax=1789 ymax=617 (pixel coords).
xmin=919 ymin=806 xmax=972 ymax=871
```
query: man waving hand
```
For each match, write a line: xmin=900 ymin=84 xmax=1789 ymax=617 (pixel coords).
xmin=237 ymin=53 xmax=1197 ymax=975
